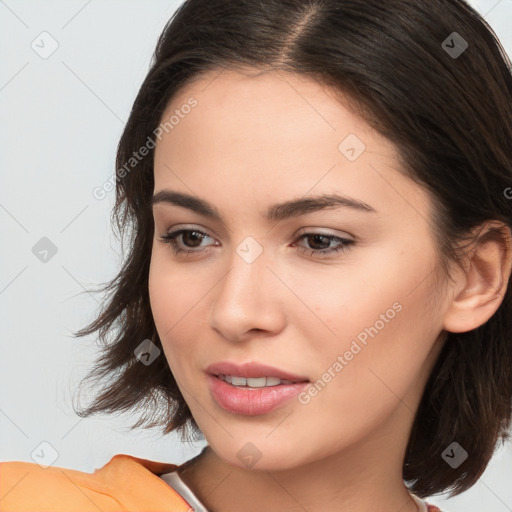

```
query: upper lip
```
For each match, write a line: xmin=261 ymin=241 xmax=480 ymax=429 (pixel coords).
xmin=206 ymin=361 xmax=309 ymax=382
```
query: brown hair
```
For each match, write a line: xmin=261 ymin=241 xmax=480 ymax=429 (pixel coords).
xmin=73 ymin=0 xmax=512 ymax=499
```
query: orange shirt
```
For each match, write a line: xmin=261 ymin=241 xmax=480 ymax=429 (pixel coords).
xmin=0 ymin=453 xmax=192 ymax=511
xmin=0 ymin=453 xmax=444 ymax=511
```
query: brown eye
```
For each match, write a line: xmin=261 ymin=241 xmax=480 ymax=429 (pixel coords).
xmin=295 ymin=233 xmax=355 ymax=257
xmin=159 ymin=229 xmax=215 ymax=255
xmin=178 ymin=230 xmax=205 ymax=248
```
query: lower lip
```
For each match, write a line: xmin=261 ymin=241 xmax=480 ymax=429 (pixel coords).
xmin=208 ymin=375 xmax=309 ymax=416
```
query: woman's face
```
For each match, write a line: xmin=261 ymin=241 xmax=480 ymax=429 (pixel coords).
xmin=149 ymin=68 xmax=452 ymax=470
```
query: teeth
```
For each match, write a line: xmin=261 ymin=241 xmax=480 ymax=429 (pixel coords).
xmin=219 ymin=375 xmax=294 ymax=388
xmin=247 ymin=377 xmax=267 ymax=388
xmin=231 ymin=376 xmax=246 ymax=386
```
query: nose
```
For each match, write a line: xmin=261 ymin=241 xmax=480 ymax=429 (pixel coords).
xmin=209 ymin=246 xmax=287 ymax=343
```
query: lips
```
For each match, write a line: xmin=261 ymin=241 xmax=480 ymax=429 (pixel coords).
xmin=206 ymin=361 xmax=310 ymax=415
xmin=206 ymin=361 xmax=309 ymax=382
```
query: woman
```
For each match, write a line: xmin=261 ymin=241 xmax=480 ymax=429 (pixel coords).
xmin=2 ymin=0 xmax=512 ymax=510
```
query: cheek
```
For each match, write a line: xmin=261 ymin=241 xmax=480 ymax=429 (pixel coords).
xmin=289 ymin=290 xmax=439 ymax=458
xmin=148 ymin=250 xmax=214 ymax=374
xmin=148 ymin=256 xmax=173 ymax=331
xmin=293 ymin=242 xmax=442 ymax=389
xmin=148 ymin=254 xmax=192 ymax=355
xmin=149 ymin=246 xmax=198 ymax=328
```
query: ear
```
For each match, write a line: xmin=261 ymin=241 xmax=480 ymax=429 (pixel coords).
xmin=443 ymin=221 xmax=512 ymax=334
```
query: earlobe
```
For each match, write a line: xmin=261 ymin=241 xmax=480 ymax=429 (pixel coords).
xmin=442 ymin=221 xmax=512 ymax=334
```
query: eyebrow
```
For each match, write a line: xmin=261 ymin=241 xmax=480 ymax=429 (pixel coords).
xmin=151 ymin=189 xmax=377 ymax=222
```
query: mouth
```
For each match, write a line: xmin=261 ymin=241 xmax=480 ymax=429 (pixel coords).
xmin=215 ymin=374 xmax=307 ymax=388
xmin=206 ymin=361 xmax=310 ymax=415
xmin=206 ymin=361 xmax=309 ymax=384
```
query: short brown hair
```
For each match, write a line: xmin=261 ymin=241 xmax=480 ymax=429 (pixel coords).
xmin=73 ymin=0 xmax=512 ymax=499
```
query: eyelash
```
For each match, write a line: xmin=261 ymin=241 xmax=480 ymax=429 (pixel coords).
xmin=158 ymin=229 xmax=355 ymax=258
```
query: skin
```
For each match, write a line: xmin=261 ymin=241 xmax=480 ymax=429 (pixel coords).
xmin=148 ymin=67 xmax=512 ymax=512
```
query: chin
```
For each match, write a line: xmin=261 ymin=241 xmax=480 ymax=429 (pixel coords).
xmin=205 ymin=434 xmax=317 ymax=472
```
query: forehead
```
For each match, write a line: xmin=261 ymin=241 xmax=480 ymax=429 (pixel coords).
xmin=155 ymin=67 xmax=392 ymax=174
xmin=152 ymin=67 xmax=432 ymax=225
xmin=160 ymin=67 xmax=375 ymax=148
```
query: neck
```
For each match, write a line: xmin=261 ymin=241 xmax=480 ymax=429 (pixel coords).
xmin=178 ymin=405 xmax=421 ymax=512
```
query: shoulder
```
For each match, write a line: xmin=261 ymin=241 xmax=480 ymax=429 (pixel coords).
xmin=0 ymin=454 xmax=193 ymax=511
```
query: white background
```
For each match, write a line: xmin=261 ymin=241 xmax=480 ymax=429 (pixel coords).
xmin=1 ymin=1 xmax=511 ymax=510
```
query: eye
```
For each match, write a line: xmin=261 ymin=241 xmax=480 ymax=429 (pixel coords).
xmin=158 ymin=228 xmax=355 ymax=258
xmin=158 ymin=228 xmax=216 ymax=256
xmin=294 ymin=232 xmax=355 ymax=257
